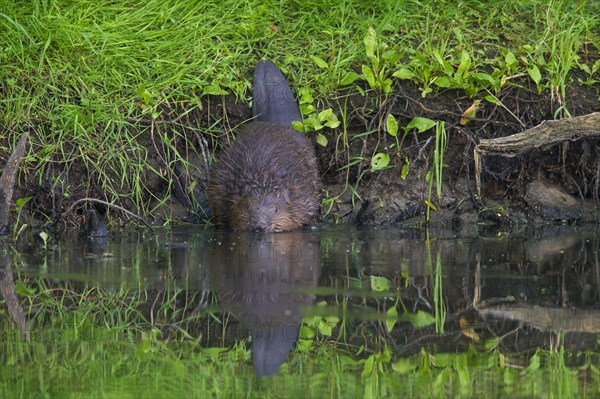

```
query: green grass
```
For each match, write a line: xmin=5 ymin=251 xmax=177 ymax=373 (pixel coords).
xmin=1 ymin=0 xmax=598 ymax=222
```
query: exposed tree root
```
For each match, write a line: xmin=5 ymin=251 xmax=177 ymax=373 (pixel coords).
xmin=0 ymin=132 xmax=29 ymax=235
xmin=474 ymin=112 xmax=600 ymax=198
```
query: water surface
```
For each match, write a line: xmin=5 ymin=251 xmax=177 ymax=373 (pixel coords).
xmin=2 ymin=224 xmax=599 ymax=397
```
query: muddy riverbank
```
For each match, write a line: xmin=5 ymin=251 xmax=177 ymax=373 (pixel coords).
xmin=2 ymin=72 xmax=600 ymax=232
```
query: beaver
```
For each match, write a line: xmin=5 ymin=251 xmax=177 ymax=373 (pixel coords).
xmin=207 ymin=61 xmax=321 ymax=232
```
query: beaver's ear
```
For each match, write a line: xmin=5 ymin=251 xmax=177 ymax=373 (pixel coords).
xmin=252 ymin=60 xmax=301 ymax=128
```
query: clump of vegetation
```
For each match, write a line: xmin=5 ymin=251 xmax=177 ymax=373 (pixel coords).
xmin=0 ymin=0 xmax=598 ymax=227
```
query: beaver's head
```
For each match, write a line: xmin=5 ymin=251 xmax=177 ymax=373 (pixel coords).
xmin=228 ymin=192 xmax=299 ymax=232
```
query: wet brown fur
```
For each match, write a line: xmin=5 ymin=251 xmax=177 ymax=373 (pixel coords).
xmin=207 ymin=121 xmax=321 ymax=232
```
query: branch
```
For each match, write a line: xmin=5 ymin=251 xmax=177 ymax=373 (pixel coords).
xmin=474 ymin=112 xmax=600 ymax=197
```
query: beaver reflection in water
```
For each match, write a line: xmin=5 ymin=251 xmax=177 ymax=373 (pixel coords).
xmin=207 ymin=61 xmax=321 ymax=232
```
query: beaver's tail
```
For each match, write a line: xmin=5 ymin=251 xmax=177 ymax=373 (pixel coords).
xmin=252 ymin=60 xmax=302 ymax=128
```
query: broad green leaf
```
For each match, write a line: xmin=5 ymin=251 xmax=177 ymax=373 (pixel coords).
xmin=473 ymin=72 xmax=498 ymax=87
xmin=318 ymin=109 xmax=333 ymax=121
xmin=433 ymin=76 xmax=456 ymax=88
xmin=505 ymin=51 xmax=518 ymax=68
xmin=291 ymin=120 xmax=304 ymax=131
xmin=324 ymin=115 xmax=340 ymax=129
xmin=370 ymin=153 xmax=390 ymax=171
xmin=484 ymin=95 xmax=502 ymax=106
xmin=364 ymin=27 xmax=377 ymax=59
xmin=361 ymin=65 xmax=376 ymax=89
xmin=137 ymin=86 xmax=152 ymax=105
xmin=318 ymin=320 xmax=332 ymax=336
xmin=303 ymin=315 xmax=321 ymax=327
xmin=203 ymin=84 xmax=228 ymax=95
xmin=299 ymin=89 xmax=314 ymax=105
xmin=456 ymin=50 xmax=471 ymax=78
xmin=393 ymin=68 xmax=415 ymax=80
xmin=299 ymin=324 xmax=314 ymax=338
xmin=434 ymin=353 xmax=453 ymax=367
xmin=300 ymin=103 xmax=316 ymax=115
xmin=404 ymin=117 xmax=436 ymax=133
xmin=401 ymin=161 xmax=410 ymax=180
xmin=527 ymin=65 xmax=542 ymax=84
xmin=303 ymin=114 xmax=323 ymax=131
xmin=526 ymin=353 xmax=541 ymax=373
xmin=316 ymin=133 xmax=328 ymax=147
xmin=386 ymin=114 xmax=398 ymax=137
xmin=15 ymin=196 xmax=32 ymax=208
xmin=432 ymin=49 xmax=454 ymax=75
xmin=592 ymin=59 xmax=600 ymax=74
xmin=340 ymin=71 xmax=361 ymax=85
xmin=310 ymin=55 xmax=328 ymax=69
xmin=382 ymin=78 xmax=393 ymax=94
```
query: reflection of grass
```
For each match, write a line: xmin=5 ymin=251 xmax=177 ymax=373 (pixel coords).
xmin=424 ymin=231 xmax=446 ymax=333
xmin=0 ymin=278 xmax=597 ymax=397
xmin=2 ymin=288 xmax=596 ymax=397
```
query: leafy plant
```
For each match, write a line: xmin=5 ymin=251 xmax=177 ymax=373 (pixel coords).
xmin=12 ymin=196 xmax=32 ymax=239
xmin=425 ymin=121 xmax=447 ymax=221
xmin=293 ymin=87 xmax=340 ymax=147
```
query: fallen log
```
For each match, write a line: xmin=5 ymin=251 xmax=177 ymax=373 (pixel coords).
xmin=474 ymin=112 xmax=600 ymax=198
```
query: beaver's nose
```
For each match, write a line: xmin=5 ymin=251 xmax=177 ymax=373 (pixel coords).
xmin=252 ymin=217 xmax=273 ymax=232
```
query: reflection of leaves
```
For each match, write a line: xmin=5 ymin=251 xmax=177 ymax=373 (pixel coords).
xmin=15 ymin=280 xmax=35 ymax=296
xmin=392 ymin=358 xmax=418 ymax=374
xmin=362 ymin=353 xmax=375 ymax=377
xmin=386 ymin=306 xmax=398 ymax=333
xmin=302 ymin=302 xmax=340 ymax=337
xmin=370 ymin=275 xmax=392 ymax=291
xmin=361 ymin=349 xmax=391 ymax=378
xmin=526 ymin=352 xmax=541 ymax=373
xmin=459 ymin=316 xmax=481 ymax=342
xmin=399 ymin=310 xmax=436 ymax=328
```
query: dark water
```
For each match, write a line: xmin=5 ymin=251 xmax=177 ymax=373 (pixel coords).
xmin=3 ymin=224 xmax=600 ymax=382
